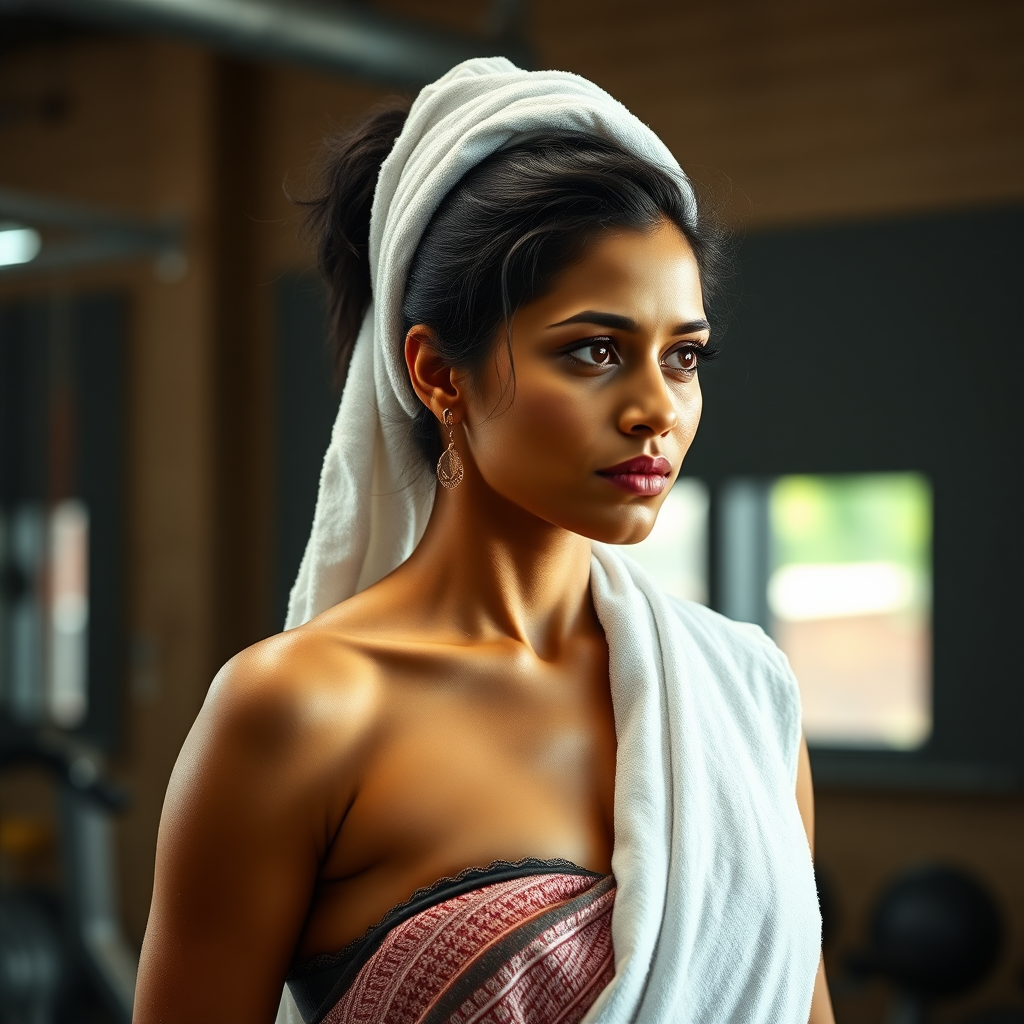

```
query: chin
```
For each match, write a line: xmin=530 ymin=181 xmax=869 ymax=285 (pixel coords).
xmin=566 ymin=507 xmax=659 ymax=546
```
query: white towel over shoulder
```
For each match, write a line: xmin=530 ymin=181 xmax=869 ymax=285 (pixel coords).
xmin=281 ymin=56 xmax=820 ymax=1023
xmin=585 ymin=546 xmax=820 ymax=1023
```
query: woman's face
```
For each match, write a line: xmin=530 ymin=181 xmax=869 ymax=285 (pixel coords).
xmin=459 ymin=216 xmax=708 ymax=545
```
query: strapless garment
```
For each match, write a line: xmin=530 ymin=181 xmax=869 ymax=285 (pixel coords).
xmin=286 ymin=858 xmax=616 ymax=1024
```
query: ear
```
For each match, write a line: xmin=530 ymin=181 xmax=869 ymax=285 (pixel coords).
xmin=405 ymin=325 xmax=462 ymax=421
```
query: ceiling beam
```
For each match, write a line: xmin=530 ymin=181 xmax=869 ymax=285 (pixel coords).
xmin=0 ymin=0 xmax=532 ymax=86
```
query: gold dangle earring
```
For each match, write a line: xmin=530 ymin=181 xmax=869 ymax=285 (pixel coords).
xmin=436 ymin=408 xmax=464 ymax=489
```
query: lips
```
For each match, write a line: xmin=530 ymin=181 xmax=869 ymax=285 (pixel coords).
xmin=598 ymin=455 xmax=672 ymax=476
xmin=596 ymin=454 xmax=672 ymax=495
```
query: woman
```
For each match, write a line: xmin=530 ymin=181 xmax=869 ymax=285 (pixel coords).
xmin=135 ymin=59 xmax=833 ymax=1024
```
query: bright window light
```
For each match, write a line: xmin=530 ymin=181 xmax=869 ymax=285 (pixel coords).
xmin=768 ymin=561 xmax=919 ymax=620
xmin=0 ymin=225 xmax=42 ymax=267
xmin=769 ymin=473 xmax=932 ymax=750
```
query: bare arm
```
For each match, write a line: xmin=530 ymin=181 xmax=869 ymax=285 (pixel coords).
xmin=134 ymin=638 xmax=370 ymax=1023
xmin=796 ymin=733 xmax=836 ymax=1024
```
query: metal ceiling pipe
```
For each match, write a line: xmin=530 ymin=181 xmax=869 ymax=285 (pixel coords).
xmin=0 ymin=0 xmax=532 ymax=86
xmin=0 ymin=186 xmax=181 ymax=275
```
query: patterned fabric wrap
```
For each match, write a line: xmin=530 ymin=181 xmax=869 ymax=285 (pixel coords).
xmin=323 ymin=872 xmax=616 ymax=1024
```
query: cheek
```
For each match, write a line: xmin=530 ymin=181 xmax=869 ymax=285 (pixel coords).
xmin=467 ymin=374 xmax=600 ymax=486
xmin=517 ymin=383 xmax=595 ymax=448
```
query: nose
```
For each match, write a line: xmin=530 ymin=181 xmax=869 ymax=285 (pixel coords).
xmin=616 ymin=361 xmax=678 ymax=437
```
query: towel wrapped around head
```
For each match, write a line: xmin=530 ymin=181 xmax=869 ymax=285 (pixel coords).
xmin=282 ymin=56 xmax=820 ymax=1024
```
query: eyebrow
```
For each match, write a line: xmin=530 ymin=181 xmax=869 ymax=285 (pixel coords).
xmin=547 ymin=310 xmax=711 ymax=336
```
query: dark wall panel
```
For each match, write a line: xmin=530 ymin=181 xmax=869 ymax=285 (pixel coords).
xmin=75 ymin=294 xmax=126 ymax=750
xmin=274 ymin=276 xmax=337 ymax=630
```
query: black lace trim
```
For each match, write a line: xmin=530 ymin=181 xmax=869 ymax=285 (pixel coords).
xmin=291 ymin=856 xmax=598 ymax=976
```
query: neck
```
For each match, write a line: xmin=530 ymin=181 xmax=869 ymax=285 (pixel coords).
xmin=398 ymin=478 xmax=599 ymax=660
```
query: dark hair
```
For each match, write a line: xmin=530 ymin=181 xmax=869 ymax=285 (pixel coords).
xmin=300 ymin=98 xmax=728 ymax=464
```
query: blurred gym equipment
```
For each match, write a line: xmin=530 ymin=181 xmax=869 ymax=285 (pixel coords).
xmin=848 ymin=863 xmax=1005 ymax=1024
xmin=2 ymin=284 xmax=129 ymax=1022
xmin=0 ymin=732 xmax=134 ymax=1024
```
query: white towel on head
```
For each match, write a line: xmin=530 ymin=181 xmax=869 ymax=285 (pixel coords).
xmin=281 ymin=57 xmax=820 ymax=1024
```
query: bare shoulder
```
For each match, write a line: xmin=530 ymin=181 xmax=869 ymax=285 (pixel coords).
xmin=164 ymin=619 xmax=385 ymax=838
xmin=204 ymin=622 xmax=381 ymax=753
xmin=139 ymin=624 xmax=385 ymax=1021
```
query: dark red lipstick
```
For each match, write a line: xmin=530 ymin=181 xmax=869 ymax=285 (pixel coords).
xmin=596 ymin=454 xmax=672 ymax=495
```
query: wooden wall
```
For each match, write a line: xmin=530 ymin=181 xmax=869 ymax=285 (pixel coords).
xmin=0 ymin=1 xmax=1021 ymax=1019
xmin=0 ymin=33 xmax=382 ymax=952
xmin=387 ymin=0 xmax=1024 ymax=227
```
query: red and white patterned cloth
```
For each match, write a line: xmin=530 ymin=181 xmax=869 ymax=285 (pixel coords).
xmin=323 ymin=872 xmax=615 ymax=1024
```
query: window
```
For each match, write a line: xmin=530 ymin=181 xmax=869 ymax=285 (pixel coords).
xmin=767 ymin=474 xmax=931 ymax=750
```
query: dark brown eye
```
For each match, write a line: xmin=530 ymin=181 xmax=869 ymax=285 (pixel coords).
xmin=666 ymin=346 xmax=699 ymax=372
xmin=571 ymin=341 xmax=618 ymax=367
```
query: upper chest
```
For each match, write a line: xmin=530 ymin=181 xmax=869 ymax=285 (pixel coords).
xmin=293 ymin=637 xmax=618 ymax=959
xmin=327 ymin=637 xmax=617 ymax=865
